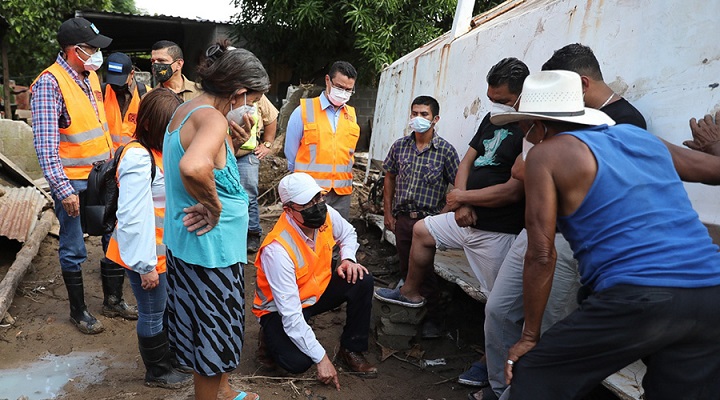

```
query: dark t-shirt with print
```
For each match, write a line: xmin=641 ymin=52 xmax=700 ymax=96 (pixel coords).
xmin=601 ymin=97 xmax=646 ymax=129
xmin=465 ymin=113 xmax=525 ymax=234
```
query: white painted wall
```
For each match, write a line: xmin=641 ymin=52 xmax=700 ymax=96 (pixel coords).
xmin=369 ymin=0 xmax=720 ymax=226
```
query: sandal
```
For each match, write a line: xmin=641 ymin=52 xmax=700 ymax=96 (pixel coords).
xmin=234 ymin=392 xmax=260 ymax=400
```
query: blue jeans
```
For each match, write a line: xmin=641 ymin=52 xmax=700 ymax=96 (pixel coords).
xmin=236 ymin=153 xmax=261 ymax=234
xmin=52 ymin=180 xmax=88 ymax=272
xmin=126 ymin=269 xmax=168 ymax=337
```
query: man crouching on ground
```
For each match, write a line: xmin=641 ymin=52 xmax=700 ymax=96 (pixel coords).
xmin=252 ymin=172 xmax=377 ymax=390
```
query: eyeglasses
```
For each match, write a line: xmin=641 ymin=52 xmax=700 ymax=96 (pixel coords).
xmin=76 ymin=45 xmax=99 ymax=56
xmin=290 ymin=194 xmax=326 ymax=212
xmin=330 ymin=78 xmax=355 ymax=94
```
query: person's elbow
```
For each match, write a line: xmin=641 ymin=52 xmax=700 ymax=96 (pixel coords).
xmin=179 ymin=156 xmax=211 ymax=183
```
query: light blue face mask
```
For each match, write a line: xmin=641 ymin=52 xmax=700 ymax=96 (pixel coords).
xmin=409 ymin=116 xmax=433 ymax=133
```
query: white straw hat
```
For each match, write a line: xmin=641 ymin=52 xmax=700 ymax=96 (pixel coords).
xmin=490 ymin=70 xmax=615 ymax=127
xmin=278 ymin=173 xmax=324 ymax=205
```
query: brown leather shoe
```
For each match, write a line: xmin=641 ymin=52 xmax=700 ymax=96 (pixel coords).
xmin=339 ymin=347 xmax=377 ymax=378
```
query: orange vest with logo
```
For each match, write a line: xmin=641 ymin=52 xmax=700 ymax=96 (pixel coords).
xmin=105 ymin=142 xmax=166 ymax=273
xmin=104 ymin=84 xmax=148 ymax=149
xmin=253 ymin=212 xmax=335 ymax=318
xmin=32 ymin=63 xmax=112 ymax=180
xmin=294 ymin=97 xmax=360 ymax=195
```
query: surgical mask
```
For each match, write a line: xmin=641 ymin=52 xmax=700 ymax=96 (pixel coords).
xmin=299 ymin=201 xmax=328 ymax=229
xmin=490 ymin=102 xmax=516 ymax=115
xmin=152 ymin=62 xmax=175 ymax=83
xmin=408 ymin=116 xmax=433 ymax=133
xmin=522 ymin=138 xmax=534 ymax=161
xmin=327 ymin=86 xmax=352 ymax=107
xmin=226 ymin=93 xmax=257 ymax=127
xmin=77 ymin=47 xmax=103 ymax=72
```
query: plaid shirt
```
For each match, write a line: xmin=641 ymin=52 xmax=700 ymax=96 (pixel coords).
xmin=32 ymin=54 xmax=101 ymax=200
xmin=383 ymin=132 xmax=459 ymax=216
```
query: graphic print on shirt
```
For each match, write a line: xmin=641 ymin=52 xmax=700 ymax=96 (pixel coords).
xmin=474 ymin=128 xmax=513 ymax=167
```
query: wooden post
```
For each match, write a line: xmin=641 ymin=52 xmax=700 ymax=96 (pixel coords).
xmin=1 ymin=35 xmax=11 ymax=119
xmin=0 ymin=210 xmax=54 ymax=321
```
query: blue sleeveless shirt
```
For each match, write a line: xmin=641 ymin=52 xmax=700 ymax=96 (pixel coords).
xmin=163 ymin=105 xmax=249 ymax=267
xmin=557 ymin=124 xmax=720 ymax=292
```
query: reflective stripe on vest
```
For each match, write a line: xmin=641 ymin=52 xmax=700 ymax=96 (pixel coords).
xmin=105 ymin=143 xmax=166 ymax=273
xmin=294 ymin=97 xmax=360 ymax=195
xmin=105 ymin=84 xmax=147 ymax=150
xmin=252 ymin=212 xmax=335 ymax=318
xmin=32 ymin=63 xmax=112 ymax=180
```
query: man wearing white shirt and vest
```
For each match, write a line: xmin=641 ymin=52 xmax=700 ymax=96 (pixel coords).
xmin=103 ymin=52 xmax=150 ymax=149
xmin=284 ymin=61 xmax=360 ymax=219
xmin=32 ymin=18 xmax=136 ymax=335
xmin=253 ymin=173 xmax=377 ymax=390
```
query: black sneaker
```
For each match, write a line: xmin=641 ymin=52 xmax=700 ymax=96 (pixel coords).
xmin=247 ymin=232 xmax=262 ymax=253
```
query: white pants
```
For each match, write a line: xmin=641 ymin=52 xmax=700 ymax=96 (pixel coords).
xmin=424 ymin=212 xmax=517 ymax=297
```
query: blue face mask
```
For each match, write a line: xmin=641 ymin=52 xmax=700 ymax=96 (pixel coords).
xmin=409 ymin=116 xmax=433 ymax=133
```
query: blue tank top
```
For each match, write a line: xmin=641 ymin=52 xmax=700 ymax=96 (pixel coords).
xmin=557 ymin=124 xmax=720 ymax=292
xmin=162 ymin=105 xmax=249 ymax=267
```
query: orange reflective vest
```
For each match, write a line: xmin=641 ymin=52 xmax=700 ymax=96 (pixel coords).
xmin=105 ymin=142 xmax=166 ymax=273
xmin=32 ymin=63 xmax=112 ymax=180
xmin=104 ymin=84 xmax=149 ymax=149
xmin=253 ymin=212 xmax=335 ymax=318
xmin=294 ymin=97 xmax=360 ymax=195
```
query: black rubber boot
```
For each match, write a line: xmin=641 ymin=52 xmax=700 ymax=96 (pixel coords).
xmin=62 ymin=270 xmax=105 ymax=335
xmin=100 ymin=259 xmax=138 ymax=320
xmin=138 ymin=331 xmax=193 ymax=388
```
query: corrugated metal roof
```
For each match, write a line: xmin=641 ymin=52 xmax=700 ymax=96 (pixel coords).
xmin=0 ymin=186 xmax=47 ymax=242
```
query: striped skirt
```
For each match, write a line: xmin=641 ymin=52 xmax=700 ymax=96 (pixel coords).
xmin=166 ymin=249 xmax=245 ymax=376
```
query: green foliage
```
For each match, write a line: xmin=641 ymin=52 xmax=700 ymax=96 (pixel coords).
xmin=233 ymin=0 xmax=498 ymax=85
xmin=0 ymin=0 xmax=134 ymax=85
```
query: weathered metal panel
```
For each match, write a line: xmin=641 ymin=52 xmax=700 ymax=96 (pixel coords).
xmin=369 ymin=0 xmax=720 ymax=226
xmin=0 ymin=186 xmax=47 ymax=242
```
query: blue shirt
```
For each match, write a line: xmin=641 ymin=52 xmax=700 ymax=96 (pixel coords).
xmin=284 ymin=92 xmax=347 ymax=171
xmin=557 ymin=124 xmax=720 ymax=292
xmin=163 ymin=105 xmax=249 ymax=267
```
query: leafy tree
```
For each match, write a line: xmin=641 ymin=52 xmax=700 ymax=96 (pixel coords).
xmin=0 ymin=0 xmax=135 ymax=85
xmin=233 ymin=0 xmax=500 ymax=84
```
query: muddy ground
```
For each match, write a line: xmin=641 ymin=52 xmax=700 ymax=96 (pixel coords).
xmin=0 ymin=156 xmax=616 ymax=400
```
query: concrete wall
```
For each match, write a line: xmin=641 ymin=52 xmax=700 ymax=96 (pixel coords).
xmin=348 ymin=86 xmax=378 ymax=152
xmin=0 ymin=120 xmax=42 ymax=180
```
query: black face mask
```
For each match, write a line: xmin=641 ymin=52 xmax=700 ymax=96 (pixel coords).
xmin=152 ymin=63 xmax=174 ymax=83
xmin=299 ymin=201 xmax=327 ymax=229
xmin=110 ymin=83 xmax=128 ymax=93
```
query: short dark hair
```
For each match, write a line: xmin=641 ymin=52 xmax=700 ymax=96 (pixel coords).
xmin=197 ymin=39 xmax=270 ymax=97
xmin=411 ymin=95 xmax=440 ymax=117
xmin=328 ymin=61 xmax=357 ymax=80
xmin=542 ymin=43 xmax=603 ymax=81
xmin=134 ymin=88 xmax=183 ymax=152
xmin=486 ymin=58 xmax=530 ymax=95
xmin=152 ymin=40 xmax=184 ymax=61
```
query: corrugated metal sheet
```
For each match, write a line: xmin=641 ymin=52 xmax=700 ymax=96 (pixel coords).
xmin=0 ymin=186 xmax=47 ymax=242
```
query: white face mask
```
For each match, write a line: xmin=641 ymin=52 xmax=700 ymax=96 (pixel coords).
xmin=490 ymin=102 xmax=516 ymax=115
xmin=522 ymin=123 xmax=536 ymax=161
xmin=226 ymin=93 xmax=257 ymax=127
xmin=408 ymin=116 xmax=433 ymax=133
xmin=77 ymin=47 xmax=103 ymax=72
xmin=327 ymin=86 xmax=352 ymax=107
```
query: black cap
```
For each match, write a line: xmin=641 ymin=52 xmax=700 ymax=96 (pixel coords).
xmin=106 ymin=52 xmax=133 ymax=86
xmin=57 ymin=17 xmax=112 ymax=48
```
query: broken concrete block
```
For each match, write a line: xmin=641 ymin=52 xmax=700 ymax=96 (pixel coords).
xmin=378 ymin=317 xmax=419 ymax=337
xmin=373 ymin=298 xmax=426 ymax=324
xmin=376 ymin=332 xmax=413 ymax=350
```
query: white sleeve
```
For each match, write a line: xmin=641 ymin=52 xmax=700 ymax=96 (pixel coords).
xmin=115 ymin=148 xmax=157 ymax=275
xmin=328 ymin=205 xmax=359 ymax=262
xmin=261 ymin=241 xmax=326 ymax=363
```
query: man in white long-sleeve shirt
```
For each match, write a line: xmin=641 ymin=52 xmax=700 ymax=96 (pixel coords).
xmin=252 ymin=172 xmax=377 ymax=389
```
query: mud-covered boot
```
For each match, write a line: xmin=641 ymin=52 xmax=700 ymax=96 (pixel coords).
xmin=62 ymin=270 xmax=105 ymax=335
xmin=138 ymin=331 xmax=193 ymax=388
xmin=100 ymin=259 xmax=138 ymax=320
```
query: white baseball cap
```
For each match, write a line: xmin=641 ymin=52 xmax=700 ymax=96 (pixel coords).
xmin=278 ymin=173 xmax=324 ymax=205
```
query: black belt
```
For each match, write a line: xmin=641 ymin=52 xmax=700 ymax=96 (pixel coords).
xmin=398 ymin=211 xmax=428 ymax=219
